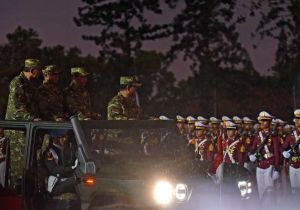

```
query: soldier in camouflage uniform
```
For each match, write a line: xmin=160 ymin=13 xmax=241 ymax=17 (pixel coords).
xmin=5 ymin=58 xmax=41 ymax=189
xmin=37 ymin=65 xmax=66 ymax=121
xmin=64 ymin=67 xmax=100 ymax=120
xmin=107 ymin=76 xmax=142 ymax=120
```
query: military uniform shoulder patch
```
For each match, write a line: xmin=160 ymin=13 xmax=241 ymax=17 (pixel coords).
xmin=240 ymin=145 xmax=246 ymax=153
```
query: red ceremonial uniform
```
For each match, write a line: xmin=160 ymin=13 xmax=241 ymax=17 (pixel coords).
xmin=251 ymin=130 xmax=281 ymax=171
xmin=223 ymin=137 xmax=246 ymax=166
xmin=195 ymin=137 xmax=216 ymax=161
xmin=283 ymin=130 xmax=300 ymax=169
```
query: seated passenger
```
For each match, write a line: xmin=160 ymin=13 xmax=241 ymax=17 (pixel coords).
xmin=44 ymin=129 xmax=81 ymax=210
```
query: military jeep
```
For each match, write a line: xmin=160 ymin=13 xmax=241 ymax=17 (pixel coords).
xmin=0 ymin=117 xmax=256 ymax=210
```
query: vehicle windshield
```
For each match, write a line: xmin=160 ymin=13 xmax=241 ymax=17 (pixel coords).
xmin=81 ymin=121 xmax=202 ymax=179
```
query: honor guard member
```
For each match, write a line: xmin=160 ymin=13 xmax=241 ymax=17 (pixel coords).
xmin=194 ymin=121 xmax=215 ymax=162
xmin=242 ymin=117 xmax=256 ymax=171
xmin=197 ymin=116 xmax=210 ymax=125
xmin=282 ymin=109 xmax=300 ymax=194
xmin=186 ymin=116 xmax=197 ymax=150
xmin=222 ymin=121 xmax=247 ymax=167
xmin=276 ymin=119 xmax=288 ymax=144
xmin=221 ymin=116 xmax=232 ymax=139
xmin=233 ymin=116 xmax=244 ymax=134
xmin=209 ymin=117 xmax=222 ymax=144
xmin=176 ymin=115 xmax=186 ymax=135
xmin=38 ymin=65 xmax=65 ymax=121
xmin=107 ymin=76 xmax=142 ymax=120
xmin=271 ymin=119 xmax=278 ymax=133
xmin=208 ymin=121 xmax=246 ymax=184
xmin=64 ymin=67 xmax=100 ymax=120
xmin=5 ymin=58 xmax=42 ymax=189
xmin=249 ymin=111 xmax=281 ymax=200
xmin=44 ymin=129 xmax=80 ymax=210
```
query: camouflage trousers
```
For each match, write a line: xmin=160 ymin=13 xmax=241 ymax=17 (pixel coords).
xmin=4 ymin=130 xmax=25 ymax=189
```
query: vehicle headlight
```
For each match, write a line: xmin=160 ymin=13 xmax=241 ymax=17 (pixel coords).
xmin=238 ymin=181 xmax=252 ymax=198
xmin=175 ymin=183 xmax=188 ymax=202
xmin=153 ymin=181 xmax=174 ymax=205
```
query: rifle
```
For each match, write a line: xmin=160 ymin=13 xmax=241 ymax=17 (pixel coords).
xmin=255 ymin=133 xmax=270 ymax=159
xmin=289 ymin=136 xmax=300 ymax=155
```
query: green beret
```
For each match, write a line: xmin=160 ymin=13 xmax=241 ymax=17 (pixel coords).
xmin=24 ymin=58 xmax=40 ymax=69
xmin=71 ymin=67 xmax=89 ymax=76
xmin=120 ymin=76 xmax=141 ymax=86
xmin=42 ymin=65 xmax=60 ymax=75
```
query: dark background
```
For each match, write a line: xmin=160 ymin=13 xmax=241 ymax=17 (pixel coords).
xmin=0 ymin=0 xmax=298 ymax=122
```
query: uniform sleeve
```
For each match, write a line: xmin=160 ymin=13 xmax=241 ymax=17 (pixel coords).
xmin=107 ymin=102 xmax=128 ymax=120
xmin=44 ymin=151 xmax=74 ymax=177
xmin=13 ymin=83 xmax=36 ymax=120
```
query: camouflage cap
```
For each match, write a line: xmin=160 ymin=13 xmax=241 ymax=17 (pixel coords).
xmin=24 ymin=58 xmax=40 ymax=69
xmin=71 ymin=67 xmax=89 ymax=76
xmin=120 ymin=76 xmax=141 ymax=86
xmin=42 ymin=65 xmax=60 ymax=75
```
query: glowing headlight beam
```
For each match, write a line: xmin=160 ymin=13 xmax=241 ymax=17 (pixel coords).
xmin=153 ymin=181 xmax=174 ymax=205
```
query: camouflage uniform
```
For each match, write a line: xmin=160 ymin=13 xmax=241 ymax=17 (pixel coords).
xmin=107 ymin=76 xmax=142 ymax=120
xmin=38 ymin=65 xmax=65 ymax=121
xmin=5 ymin=59 xmax=40 ymax=187
xmin=63 ymin=67 xmax=94 ymax=120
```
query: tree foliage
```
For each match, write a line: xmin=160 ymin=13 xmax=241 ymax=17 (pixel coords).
xmin=250 ymin=0 xmax=300 ymax=86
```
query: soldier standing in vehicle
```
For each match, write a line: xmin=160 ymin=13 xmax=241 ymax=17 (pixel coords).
xmin=64 ymin=67 xmax=100 ymax=120
xmin=5 ymin=58 xmax=42 ymax=189
xmin=44 ymin=129 xmax=80 ymax=210
xmin=282 ymin=109 xmax=300 ymax=194
xmin=249 ymin=111 xmax=281 ymax=200
xmin=38 ymin=65 xmax=66 ymax=121
xmin=107 ymin=76 xmax=142 ymax=120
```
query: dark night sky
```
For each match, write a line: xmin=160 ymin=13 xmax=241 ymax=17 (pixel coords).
xmin=0 ymin=0 xmax=277 ymax=80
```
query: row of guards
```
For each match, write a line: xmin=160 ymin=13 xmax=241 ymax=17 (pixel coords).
xmin=167 ymin=110 xmax=300 ymax=203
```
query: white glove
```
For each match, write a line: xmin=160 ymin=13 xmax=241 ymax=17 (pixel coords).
xmin=272 ymin=171 xmax=280 ymax=180
xmin=282 ymin=151 xmax=291 ymax=159
xmin=71 ymin=159 xmax=78 ymax=170
xmin=249 ymin=154 xmax=257 ymax=162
